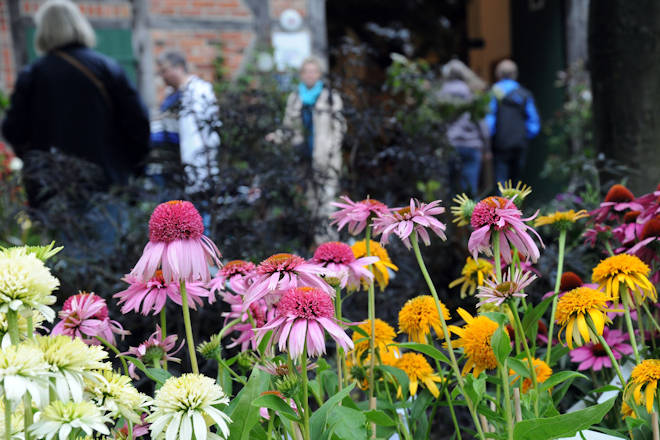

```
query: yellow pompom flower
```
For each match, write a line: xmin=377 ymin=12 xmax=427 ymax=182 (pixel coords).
xmin=351 ymin=240 xmax=398 ymax=291
xmin=352 ymin=318 xmax=397 ymax=356
xmin=509 ymin=358 xmax=552 ymax=393
xmin=449 ymin=308 xmax=499 ymax=377
xmin=555 ymin=287 xmax=610 ymax=349
xmin=592 ymin=254 xmax=657 ymax=303
xmin=625 ymin=359 xmax=660 ymax=414
xmin=534 ymin=210 xmax=589 ymax=229
xmin=450 ymin=193 xmax=476 ymax=227
xmin=398 ymin=295 xmax=450 ymax=343
xmin=449 ymin=257 xmax=494 ymax=298
xmin=395 ymin=352 xmax=444 ymax=397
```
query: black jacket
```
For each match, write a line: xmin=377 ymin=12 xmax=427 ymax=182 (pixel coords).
xmin=1 ymin=44 xmax=150 ymax=188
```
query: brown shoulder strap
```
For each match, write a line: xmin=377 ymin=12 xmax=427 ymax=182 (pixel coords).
xmin=54 ymin=50 xmax=112 ymax=110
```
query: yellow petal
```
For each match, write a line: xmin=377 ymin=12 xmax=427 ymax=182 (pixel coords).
xmin=577 ymin=314 xmax=590 ymax=344
xmin=410 ymin=378 xmax=419 ymax=396
xmin=449 ymin=277 xmax=464 ymax=288
xmin=587 ymin=309 xmax=605 ymax=335
xmin=424 ymin=378 xmax=440 ymax=398
xmin=645 ymin=381 xmax=657 ymax=413
xmin=566 ymin=319 xmax=575 ymax=349
xmin=633 ymin=383 xmax=644 ymax=405
xmin=457 ymin=308 xmax=473 ymax=323
xmin=610 ymin=278 xmax=619 ymax=301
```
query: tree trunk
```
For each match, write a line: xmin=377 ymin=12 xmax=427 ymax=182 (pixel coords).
xmin=589 ymin=1 xmax=660 ymax=194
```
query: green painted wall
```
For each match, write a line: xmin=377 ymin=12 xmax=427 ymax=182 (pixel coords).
xmin=25 ymin=27 xmax=136 ymax=84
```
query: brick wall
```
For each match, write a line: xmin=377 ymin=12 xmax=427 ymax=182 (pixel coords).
xmin=149 ymin=0 xmax=251 ymax=18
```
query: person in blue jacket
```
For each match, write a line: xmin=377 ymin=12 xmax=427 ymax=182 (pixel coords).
xmin=485 ymin=59 xmax=540 ymax=186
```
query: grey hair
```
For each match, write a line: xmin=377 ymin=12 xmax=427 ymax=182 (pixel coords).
xmin=442 ymin=59 xmax=469 ymax=81
xmin=300 ymin=55 xmax=325 ymax=73
xmin=35 ymin=0 xmax=96 ymax=54
xmin=495 ymin=59 xmax=518 ymax=80
xmin=157 ymin=50 xmax=188 ymax=72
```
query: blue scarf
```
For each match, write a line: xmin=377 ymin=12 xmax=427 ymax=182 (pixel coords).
xmin=298 ymin=81 xmax=324 ymax=105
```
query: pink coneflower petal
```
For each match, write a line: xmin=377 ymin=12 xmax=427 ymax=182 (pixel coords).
xmin=372 ymin=198 xmax=447 ymax=249
xmin=330 ymin=196 xmax=390 ymax=235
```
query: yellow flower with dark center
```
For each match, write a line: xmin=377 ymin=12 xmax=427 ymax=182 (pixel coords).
xmin=625 ymin=359 xmax=660 ymax=413
xmin=555 ymin=287 xmax=610 ymax=349
xmin=449 ymin=308 xmax=499 ymax=377
xmin=352 ymin=318 xmax=397 ymax=356
xmin=450 ymin=193 xmax=476 ymax=227
xmin=395 ymin=352 xmax=444 ymax=397
xmin=449 ymin=257 xmax=494 ymax=298
xmin=398 ymin=295 xmax=450 ymax=343
xmin=351 ymin=240 xmax=398 ymax=291
xmin=534 ymin=210 xmax=589 ymax=229
xmin=509 ymin=358 xmax=552 ymax=393
xmin=498 ymin=180 xmax=532 ymax=205
xmin=592 ymin=254 xmax=657 ymax=303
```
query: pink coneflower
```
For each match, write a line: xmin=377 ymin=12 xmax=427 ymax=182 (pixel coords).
xmin=612 ymin=211 xmax=643 ymax=246
xmin=208 ymin=260 xmax=256 ymax=297
xmin=116 ymin=414 xmax=150 ymax=439
xmin=129 ymin=200 xmax=222 ymax=283
xmin=254 ymin=287 xmax=353 ymax=359
xmin=114 ymin=271 xmax=214 ymax=315
xmin=221 ymin=293 xmax=275 ymax=351
xmin=243 ymin=253 xmax=333 ymax=308
xmin=569 ymin=328 xmax=633 ymax=371
xmin=468 ymin=196 xmax=543 ymax=264
xmin=330 ymin=196 xmax=390 ymax=235
xmin=52 ymin=292 xmax=128 ymax=345
xmin=372 ymin=199 xmax=447 ymax=249
xmin=583 ymin=224 xmax=611 ymax=248
xmin=476 ymin=268 xmax=537 ymax=307
xmin=311 ymin=242 xmax=378 ymax=290
xmin=120 ymin=326 xmax=183 ymax=379
xmin=590 ymin=184 xmax=644 ymax=223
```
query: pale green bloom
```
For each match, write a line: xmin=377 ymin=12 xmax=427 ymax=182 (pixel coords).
xmin=0 ymin=309 xmax=45 ymax=348
xmin=33 ymin=335 xmax=110 ymax=402
xmin=148 ymin=373 xmax=232 ymax=440
xmin=0 ymin=343 xmax=51 ymax=406
xmin=0 ymin=251 xmax=59 ymax=321
xmin=0 ymin=242 xmax=63 ymax=262
xmin=85 ymin=370 xmax=150 ymax=424
xmin=0 ymin=399 xmax=24 ymax=440
xmin=29 ymin=400 xmax=110 ymax=440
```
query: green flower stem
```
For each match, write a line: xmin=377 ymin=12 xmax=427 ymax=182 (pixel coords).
xmin=160 ymin=308 xmax=168 ymax=370
xmin=546 ymin=228 xmax=567 ymax=364
xmin=493 ymin=231 xmax=502 ymax=283
xmin=510 ymin=304 xmax=540 ymax=417
xmin=6 ymin=310 xmax=19 ymax=345
xmin=586 ymin=318 xmax=625 ymax=387
xmin=382 ymin=374 xmax=408 ymax=440
xmin=365 ymin=226 xmax=378 ymax=418
xmin=430 ymin=339 xmax=462 ymax=440
xmin=621 ymin=289 xmax=641 ymax=364
xmin=604 ymin=241 xmax=615 ymax=256
xmin=95 ymin=335 xmax=129 ymax=377
xmin=179 ymin=281 xmax=199 ymax=374
xmin=26 ymin=314 xmax=34 ymax=340
xmin=499 ymin=360 xmax=514 ymax=440
xmin=23 ymin=393 xmax=32 ymax=440
xmin=4 ymin=395 xmax=12 ymax=440
xmin=334 ymin=285 xmax=344 ymax=391
xmin=217 ymin=356 xmax=247 ymax=386
xmin=301 ymin=342 xmax=311 ymax=440
xmin=267 ymin=411 xmax=274 ymax=440
xmin=634 ymin=301 xmax=646 ymax=349
xmin=643 ymin=303 xmax=660 ymax=333
xmin=410 ymin=232 xmax=486 ymax=440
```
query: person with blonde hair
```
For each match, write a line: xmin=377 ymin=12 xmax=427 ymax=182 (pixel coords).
xmin=1 ymin=0 xmax=150 ymax=207
xmin=266 ymin=56 xmax=347 ymax=242
xmin=485 ymin=59 xmax=540 ymax=185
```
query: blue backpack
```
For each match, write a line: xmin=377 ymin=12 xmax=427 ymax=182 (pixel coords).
xmin=493 ymin=86 xmax=531 ymax=151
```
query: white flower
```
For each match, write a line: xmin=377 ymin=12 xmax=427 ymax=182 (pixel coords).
xmin=0 ymin=251 xmax=59 ymax=321
xmin=30 ymin=400 xmax=110 ymax=440
xmin=147 ymin=373 xmax=232 ymax=440
xmin=0 ymin=343 xmax=51 ymax=407
xmin=33 ymin=335 xmax=110 ymax=402
xmin=85 ymin=370 xmax=150 ymax=424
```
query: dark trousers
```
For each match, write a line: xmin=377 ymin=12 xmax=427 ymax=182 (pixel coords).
xmin=493 ymin=147 xmax=526 ymax=186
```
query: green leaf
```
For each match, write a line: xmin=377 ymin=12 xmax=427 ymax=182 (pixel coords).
xmin=309 ymin=383 xmax=355 ymax=438
xmin=257 ymin=330 xmax=272 ymax=357
xmin=590 ymin=385 xmax=620 ymax=394
xmin=549 ymin=345 xmax=570 ymax=366
xmin=540 ymin=371 xmax=589 ymax=391
xmin=411 ymin=388 xmax=434 ymax=421
xmin=320 ymin=369 xmax=338 ymax=397
xmin=226 ymin=369 xmax=270 ymax=440
xmin=121 ymin=356 xmax=173 ymax=386
xmin=396 ymin=342 xmax=451 ymax=364
xmin=327 ymin=406 xmax=367 ymax=440
xmin=513 ymin=397 xmax=616 ymax=440
xmin=508 ymin=358 xmax=530 ymax=379
xmin=522 ymin=298 xmax=552 ymax=336
xmin=464 ymin=374 xmax=486 ymax=408
xmin=364 ymin=410 xmax=397 ymax=427
xmin=251 ymin=394 xmax=300 ymax=421
xmin=492 ymin=327 xmax=512 ymax=366
xmin=483 ymin=312 xmax=508 ymax=325
xmin=378 ymin=365 xmax=409 ymax=399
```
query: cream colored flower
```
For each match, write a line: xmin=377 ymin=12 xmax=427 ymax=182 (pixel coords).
xmin=85 ymin=370 xmax=150 ymax=424
xmin=0 ymin=251 xmax=59 ymax=321
xmin=0 ymin=343 xmax=51 ymax=406
xmin=29 ymin=400 xmax=110 ymax=440
xmin=148 ymin=373 xmax=232 ymax=440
